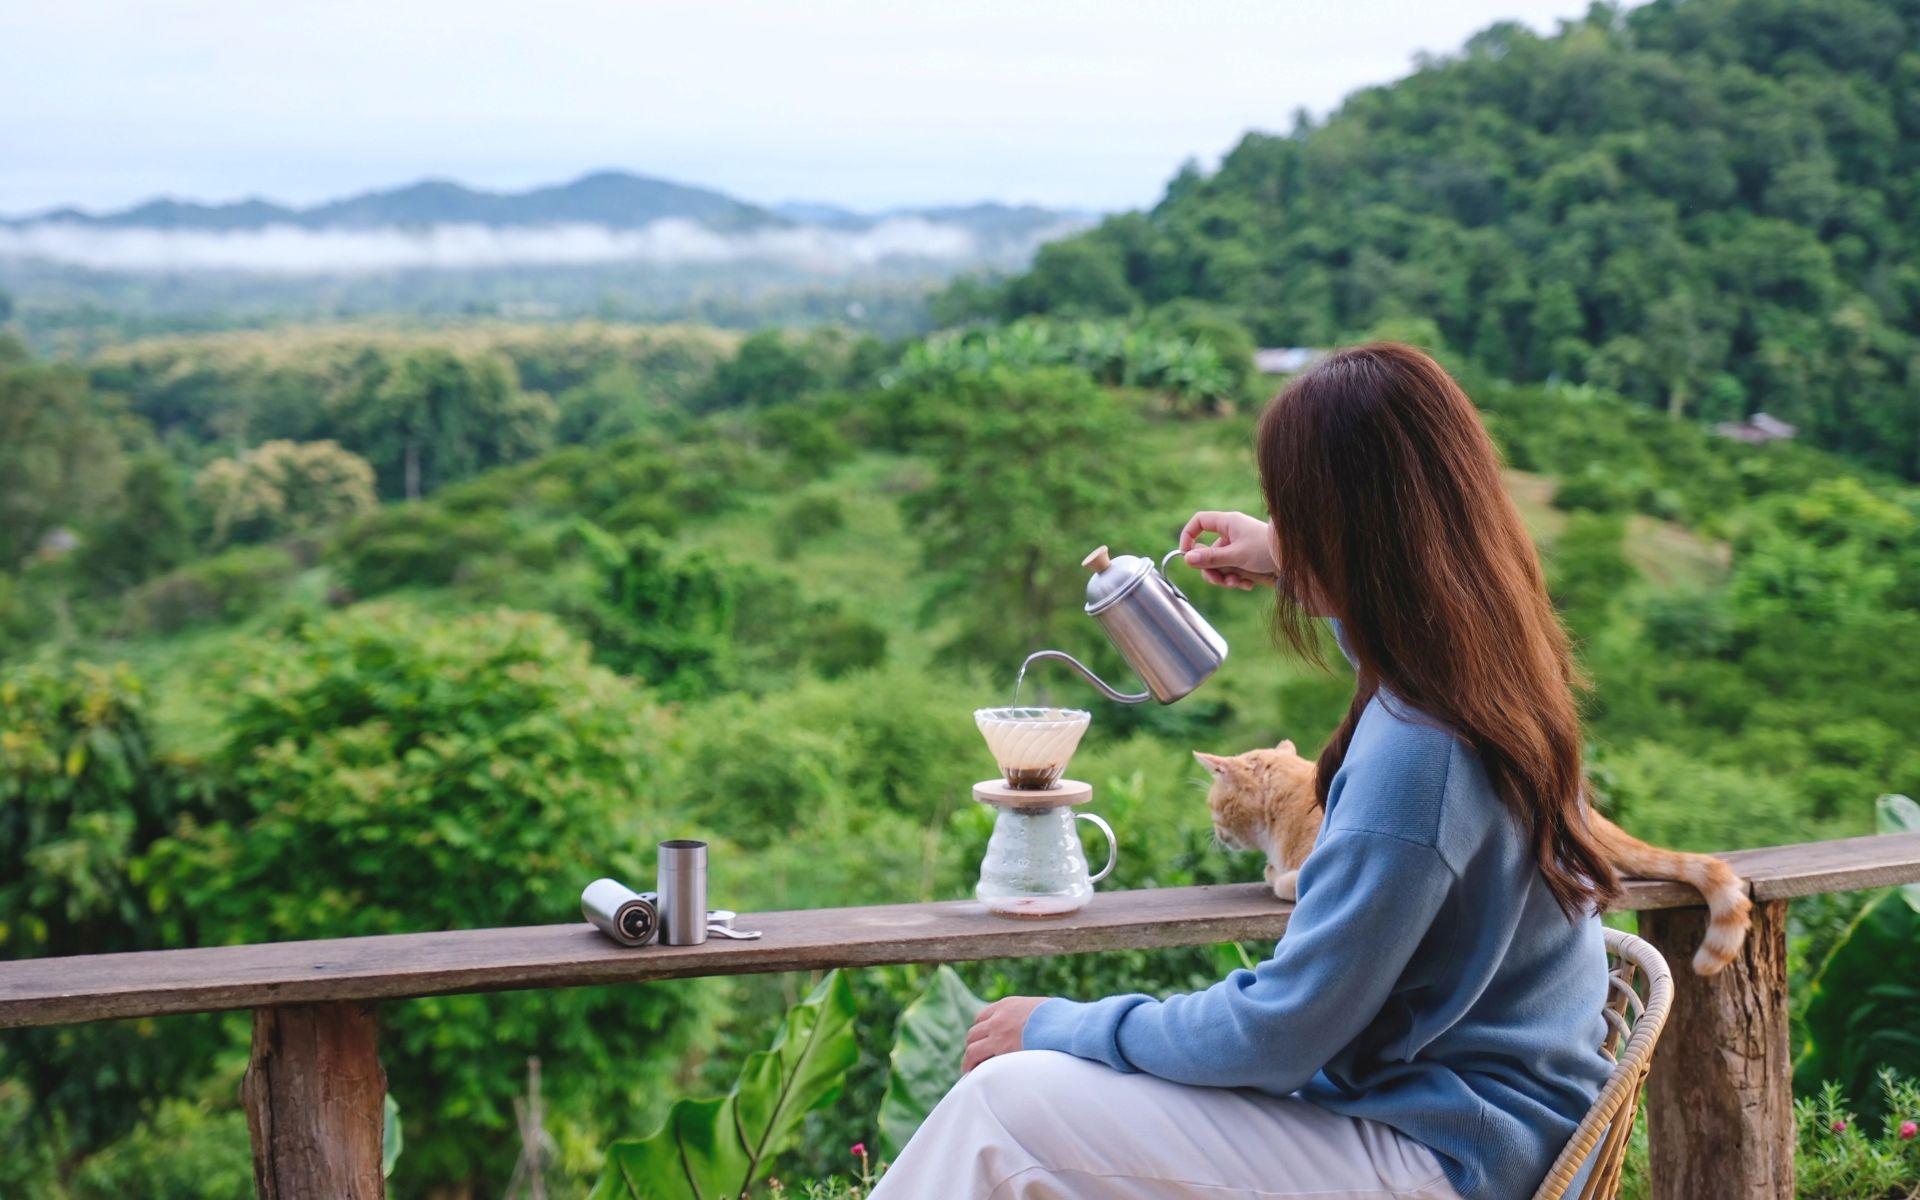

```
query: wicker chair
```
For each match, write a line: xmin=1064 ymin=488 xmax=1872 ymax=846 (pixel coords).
xmin=1531 ymin=928 xmax=1676 ymax=1200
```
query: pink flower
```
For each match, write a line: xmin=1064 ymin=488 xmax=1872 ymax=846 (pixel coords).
xmin=1899 ymin=1120 xmax=1918 ymax=1141
xmin=1831 ymin=1119 xmax=1848 ymax=1134
xmin=851 ymin=1142 xmax=868 ymax=1158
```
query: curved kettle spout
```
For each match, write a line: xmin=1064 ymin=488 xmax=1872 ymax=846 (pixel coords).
xmin=1019 ymin=650 xmax=1151 ymax=705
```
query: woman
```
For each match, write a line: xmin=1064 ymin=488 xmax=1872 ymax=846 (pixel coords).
xmin=873 ymin=344 xmax=1616 ymax=1200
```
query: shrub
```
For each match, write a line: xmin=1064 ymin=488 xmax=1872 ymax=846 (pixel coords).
xmin=64 ymin=1099 xmax=253 ymax=1200
xmin=333 ymin=505 xmax=513 ymax=596
xmin=1551 ymin=468 xmax=1636 ymax=514
xmin=805 ymin=612 xmax=888 ymax=679
xmin=118 ymin=544 xmax=301 ymax=634
xmin=1794 ymin=1075 xmax=1920 ymax=1199
xmin=775 ymin=494 xmax=848 ymax=560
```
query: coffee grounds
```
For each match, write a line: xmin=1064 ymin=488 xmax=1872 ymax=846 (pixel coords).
xmin=1004 ymin=766 xmax=1062 ymax=790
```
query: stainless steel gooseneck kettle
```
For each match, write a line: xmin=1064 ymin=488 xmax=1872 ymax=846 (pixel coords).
xmin=1020 ymin=545 xmax=1229 ymax=704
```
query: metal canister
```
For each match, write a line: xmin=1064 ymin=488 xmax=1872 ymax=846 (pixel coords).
xmin=656 ymin=840 xmax=709 ymax=946
xmin=581 ymin=877 xmax=659 ymax=946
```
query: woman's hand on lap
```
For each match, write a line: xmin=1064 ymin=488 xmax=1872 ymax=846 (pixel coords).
xmin=963 ymin=996 xmax=1049 ymax=1072
xmin=1180 ymin=511 xmax=1277 ymax=590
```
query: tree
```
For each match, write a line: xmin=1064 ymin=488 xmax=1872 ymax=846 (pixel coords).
xmin=555 ymin=361 xmax=659 ymax=443
xmin=693 ymin=330 xmax=822 ymax=412
xmin=79 ymin=451 xmax=193 ymax=593
xmin=1002 ymin=240 xmax=1139 ymax=318
xmin=900 ymin=366 xmax=1165 ymax=667
xmin=347 ymin=349 xmax=554 ymax=499
xmin=0 ymin=352 xmax=127 ymax=567
xmin=193 ymin=439 xmax=377 ymax=547
xmin=0 ymin=663 xmax=230 ymax=1156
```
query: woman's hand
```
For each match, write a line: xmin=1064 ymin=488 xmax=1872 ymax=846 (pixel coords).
xmin=1179 ymin=511 xmax=1278 ymax=591
xmin=962 ymin=996 xmax=1049 ymax=1073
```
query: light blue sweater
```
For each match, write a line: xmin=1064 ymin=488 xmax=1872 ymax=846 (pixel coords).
xmin=1022 ymin=684 xmax=1612 ymax=1200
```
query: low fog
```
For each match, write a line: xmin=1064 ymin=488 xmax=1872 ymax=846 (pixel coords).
xmin=0 ymin=216 xmax=1070 ymax=275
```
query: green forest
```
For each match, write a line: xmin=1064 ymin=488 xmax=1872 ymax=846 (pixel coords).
xmin=950 ymin=0 xmax=1920 ymax=479
xmin=5 ymin=0 xmax=1920 ymax=1196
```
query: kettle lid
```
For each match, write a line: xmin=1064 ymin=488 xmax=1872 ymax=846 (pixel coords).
xmin=1081 ymin=545 xmax=1155 ymax=614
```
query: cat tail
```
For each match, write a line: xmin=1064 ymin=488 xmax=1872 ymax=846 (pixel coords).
xmin=1592 ymin=815 xmax=1752 ymax=975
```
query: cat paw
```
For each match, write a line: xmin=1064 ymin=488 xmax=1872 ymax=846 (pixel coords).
xmin=1268 ymin=867 xmax=1299 ymax=902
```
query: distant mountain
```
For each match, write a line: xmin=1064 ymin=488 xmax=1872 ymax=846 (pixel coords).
xmin=3 ymin=172 xmax=1088 ymax=242
xmin=0 ymin=170 xmax=1093 ymax=342
xmin=4 ymin=171 xmax=778 ymax=233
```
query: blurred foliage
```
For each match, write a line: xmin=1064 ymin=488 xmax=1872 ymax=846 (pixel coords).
xmin=86 ymin=322 xmax=734 ymax=456
xmin=0 ymin=344 xmax=135 ymax=569
xmin=193 ymin=438 xmax=376 ymax=547
xmin=0 ymin=664 xmax=232 ymax=1152
xmin=886 ymin=318 xmax=1248 ymax=414
xmin=142 ymin=606 xmax=715 ymax=1192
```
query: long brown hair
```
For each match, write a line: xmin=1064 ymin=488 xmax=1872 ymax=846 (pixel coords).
xmin=1257 ymin=342 xmax=1618 ymax=917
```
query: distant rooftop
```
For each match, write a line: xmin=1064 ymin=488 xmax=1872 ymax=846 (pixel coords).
xmin=1713 ymin=412 xmax=1798 ymax=445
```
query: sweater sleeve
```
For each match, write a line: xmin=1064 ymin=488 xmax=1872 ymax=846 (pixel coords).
xmin=1022 ymin=827 xmax=1455 ymax=1093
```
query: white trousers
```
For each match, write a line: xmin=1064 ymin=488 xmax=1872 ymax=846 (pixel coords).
xmin=871 ymin=1051 xmax=1461 ymax=1200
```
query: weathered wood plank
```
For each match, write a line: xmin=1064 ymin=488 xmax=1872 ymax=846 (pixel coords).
xmin=243 ymin=1002 xmax=386 ymax=1200
xmin=2 ymin=832 xmax=1916 ymax=1029
xmin=1724 ymin=831 xmax=1920 ymax=901
xmin=0 ymin=883 xmax=1296 ymax=1028
xmin=1643 ymin=899 xmax=1795 ymax=1200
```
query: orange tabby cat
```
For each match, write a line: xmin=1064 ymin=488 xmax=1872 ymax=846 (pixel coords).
xmin=1195 ymin=740 xmax=1753 ymax=975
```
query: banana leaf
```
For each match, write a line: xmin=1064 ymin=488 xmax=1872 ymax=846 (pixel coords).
xmin=381 ymin=1094 xmax=403 ymax=1179
xmin=1795 ymin=892 xmax=1920 ymax=1124
xmin=591 ymin=970 xmax=858 ymax=1200
xmin=878 ymin=965 xmax=986 ymax=1159
xmin=1877 ymin=794 xmax=1920 ymax=914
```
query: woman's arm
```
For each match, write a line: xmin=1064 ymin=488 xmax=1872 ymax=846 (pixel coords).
xmin=1016 ymin=827 xmax=1454 ymax=1094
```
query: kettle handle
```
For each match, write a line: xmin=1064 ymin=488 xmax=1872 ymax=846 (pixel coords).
xmin=1075 ymin=812 xmax=1117 ymax=884
xmin=1159 ymin=547 xmax=1200 ymax=604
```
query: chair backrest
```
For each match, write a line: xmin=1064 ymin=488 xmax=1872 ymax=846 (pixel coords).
xmin=1531 ymin=927 xmax=1675 ymax=1200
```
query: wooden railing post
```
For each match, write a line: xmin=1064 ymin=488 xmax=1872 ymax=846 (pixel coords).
xmin=1642 ymin=898 xmax=1794 ymax=1200
xmin=242 ymin=1001 xmax=387 ymax=1200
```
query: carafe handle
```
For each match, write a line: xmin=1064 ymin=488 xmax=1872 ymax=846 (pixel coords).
xmin=1075 ymin=812 xmax=1117 ymax=884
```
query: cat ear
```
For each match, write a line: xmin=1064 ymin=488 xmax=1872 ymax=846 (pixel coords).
xmin=1192 ymin=751 xmax=1230 ymax=776
xmin=1276 ymin=738 xmax=1296 ymax=754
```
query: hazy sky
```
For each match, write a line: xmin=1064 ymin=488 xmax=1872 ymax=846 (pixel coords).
xmin=2 ymin=1 xmax=1612 ymax=217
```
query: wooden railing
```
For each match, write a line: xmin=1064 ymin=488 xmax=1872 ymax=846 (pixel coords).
xmin=5 ymin=831 xmax=1920 ymax=1199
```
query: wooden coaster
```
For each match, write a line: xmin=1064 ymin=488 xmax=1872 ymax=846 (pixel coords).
xmin=972 ymin=778 xmax=1092 ymax=810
